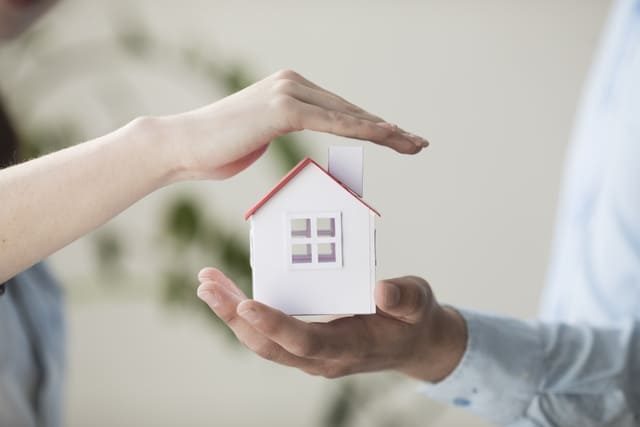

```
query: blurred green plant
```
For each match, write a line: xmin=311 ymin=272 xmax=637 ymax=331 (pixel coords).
xmin=0 ymin=13 xmax=442 ymax=427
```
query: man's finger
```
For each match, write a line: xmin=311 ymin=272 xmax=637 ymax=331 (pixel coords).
xmin=198 ymin=267 xmax=246 ymax=299
xmin=374 ymin=276 xmax=432 ymax=324
xmin=236 ymin=300 xmax=358 ymax=359
xmin=197 ymin=278 xmax=312 ymax=369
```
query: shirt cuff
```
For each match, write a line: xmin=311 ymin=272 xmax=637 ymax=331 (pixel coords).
xmin=420 ymin=309 xmax=543 ymax=425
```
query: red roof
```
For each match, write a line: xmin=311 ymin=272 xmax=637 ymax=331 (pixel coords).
xmin=244 ymin=157 xmax=381 ymax=220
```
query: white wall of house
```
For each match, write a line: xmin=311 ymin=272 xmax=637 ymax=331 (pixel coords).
xmin=251 ymin=164 xmax=376 ymax=315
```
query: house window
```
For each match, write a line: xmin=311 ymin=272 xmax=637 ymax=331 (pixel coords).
xmin=291 ymin=218 xmax=311 ymax=238
xmin=287 ymin=213 xmax=342 ymax=268
xmin=291 ymin=243 xmax=312 ymax=264
xmin=317 ymin=242 xmax=336 ymax=263
xmin=317 ymin=217 xmax=335 ymax=237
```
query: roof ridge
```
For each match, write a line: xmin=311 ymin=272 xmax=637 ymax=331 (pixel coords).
xmin=244 ymin=156 xmax=380 ymax=220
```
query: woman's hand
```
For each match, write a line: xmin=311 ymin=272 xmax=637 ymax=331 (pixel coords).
xmin=196 ymin=268 xmax=466 ymax=382
xmin=0 ymin=69 xmax=428 ymax=283
xmin=156 ymin=69 xmax=428 ymax=181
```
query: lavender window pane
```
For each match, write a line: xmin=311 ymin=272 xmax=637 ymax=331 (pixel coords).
xmin=317 ymin=243 xmax=336 ymax=263
xmin=292 ymin=243 xmax=312 ymax=264
xmin=317 ymin=217 xmax=335 ymax=237
xmin=291 ymin=218 xmax=311 ymax=238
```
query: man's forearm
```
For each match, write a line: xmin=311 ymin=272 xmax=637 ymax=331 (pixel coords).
xmin=422 ymin=310 xmax=639 ymax=426
xmin=0 ymin=117 xmax=179 ymax=283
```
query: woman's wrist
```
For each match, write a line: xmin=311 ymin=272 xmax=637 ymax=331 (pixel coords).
xmin=122 ymin=115 xmax=193 ymax=186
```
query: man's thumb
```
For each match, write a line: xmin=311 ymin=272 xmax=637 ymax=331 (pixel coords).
xmin=374 ymin=276 xmax=431 ymax=323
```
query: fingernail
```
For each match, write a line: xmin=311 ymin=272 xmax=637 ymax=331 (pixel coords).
xmin=408 ymin=133 xmax=429 ymax=147
xmin=384 ymin=283 xmax=401 ymax=307
xmin=386 ymin=134 xmax=417 ymax=152
xmin=197 ymin=268 xmax=213 ymax=281
xmin=403 ymin=131 xmax=429 ymax=148
xmin=417 ymin=138 xmax=429 ymax=148
xmin=238 ymin=306 xmax=261 ymax=323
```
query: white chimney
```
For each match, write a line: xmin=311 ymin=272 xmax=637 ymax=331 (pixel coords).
xmin=328 ymin=146 xmax=364 ymax=197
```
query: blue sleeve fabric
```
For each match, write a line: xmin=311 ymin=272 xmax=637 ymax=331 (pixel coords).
xmin=0 ymin=263 xmax=65 ymax=427
xmin=540 ymin=0 xmax=640 ymax=326
xmin=422 ymin=310 xmax=640 ymax=426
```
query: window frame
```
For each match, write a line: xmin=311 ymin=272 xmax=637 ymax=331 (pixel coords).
xmin=286 ymin=212 xmax=343 ymax=270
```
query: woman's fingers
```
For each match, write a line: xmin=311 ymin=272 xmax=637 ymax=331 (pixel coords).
xmin=268 ymin=69 xmax=429 ymax=154
xmin=281 ymin=98 xmax=426 ymax=154
xmin=271 ymin=69 xmax=373 ymax=119
xmin=274 ymin=79 xmax=383 ymax=123
xmin=269 ymin=69 xmax=331 ymax=94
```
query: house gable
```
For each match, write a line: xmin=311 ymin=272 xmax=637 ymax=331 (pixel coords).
xmin=244 ymin=158 xmax=380 ymax=220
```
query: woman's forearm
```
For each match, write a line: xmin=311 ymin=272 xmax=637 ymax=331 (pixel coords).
xmin=0 ymin=117 xmax=177 ymax=283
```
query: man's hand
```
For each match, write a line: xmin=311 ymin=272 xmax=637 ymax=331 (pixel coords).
xmin=196 ymin=268 xmax=467 ymax=382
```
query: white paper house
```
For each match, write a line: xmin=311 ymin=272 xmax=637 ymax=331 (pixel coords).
xmin=245 ymin=147 xmax=379 ymax=316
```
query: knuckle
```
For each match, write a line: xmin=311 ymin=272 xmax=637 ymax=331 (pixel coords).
xmin=335 ymin=113 xmax=350 ymax=126
xmin=376 ymin=124 xmax=394 ymax=139
xmin=201 ymin=289 xmax=238 ymax=323
xmin=324 ymin=109 xmax=339 ymax=122
xmin=291 ymin=335 xmax=320 ymax=358
xmin=322 ymin=365 xmax=348 ymax=379
xmin=408 ymin=276 xmax=433 ymax=300
xmin=327 ymin=110 xmax=349 ymax=129
xmin=251 ymin=341 xmax=279 ymax=362
xmin=269 ymin=94 xmax=296 ymax=113
xmin=273 ymin=68 xmax=301 ymax=81
xmin=269 ymin=95 xmax=302 ymax=131
xmin=362 ymin=121 xmax=382 ymax=138
xmin=272 ymin=78 xmax=298 ymax=95
xmin=345 ymin=103 xmax=361 ymax=114
xmin=218 ymin=309 xmax=237 ymax=324
xmin=261 ymin=316 xmax=286 ymax=337
xmin=406 ymin=283 xmax=430 ymax=313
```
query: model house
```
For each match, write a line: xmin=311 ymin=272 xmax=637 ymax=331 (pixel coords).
xmin=245 ymin=146 xmax=379 ymax=316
